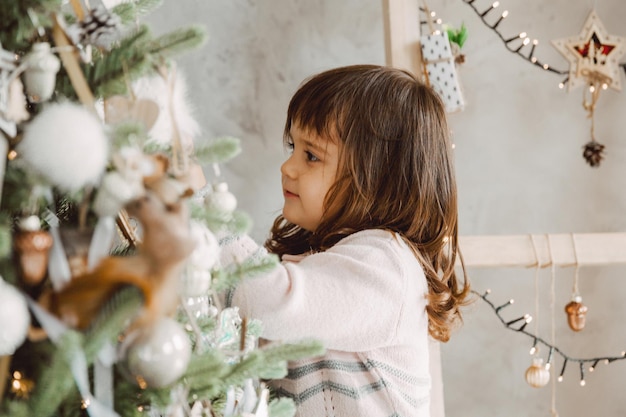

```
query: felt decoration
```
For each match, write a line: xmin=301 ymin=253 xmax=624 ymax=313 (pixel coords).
xmin=0 ymin=278 xmax=30 ymax=355
xmin=18 ymin=102 xmax=109 ymax=192
xmin=21 ymin=42 xmax=61 ymax=102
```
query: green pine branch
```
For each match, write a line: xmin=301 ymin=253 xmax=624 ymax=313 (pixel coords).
xmin=146 ymin=25 xmax=207 ymax=59
xmin=112 ymin=0 xmax=164 ymax=24
xmin=268 ymin=397 xmax=297 ymax=417
xmin=0 ymin=0 xmax=61 ymax=51
xmin=28 ymin=331 xmax=83 ymax=417
xmin=190 ymin=203 xmax=253 ymax=237
xmin=193 ymin=137 xmax=242 ymax=165
xmin=212 ymin=253 xmax=279 ymax=292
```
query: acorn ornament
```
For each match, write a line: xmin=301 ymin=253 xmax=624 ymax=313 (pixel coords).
xmin=13 ymin=215 xmax=53 ymax=286
xmin=565 ymin=295 xmax=588 ymax=332
xmin=21 ymin=42 xmax=61 ymax=102
xmin=525 ymin=357 xmax=550 ymax=388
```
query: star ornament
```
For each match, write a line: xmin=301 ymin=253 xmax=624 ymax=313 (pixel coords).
xmin=552 ymin=10 xmax=626 ymax=91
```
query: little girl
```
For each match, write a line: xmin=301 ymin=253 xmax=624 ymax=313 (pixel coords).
xmin=220 ymin=64 xmax=469 ymax=417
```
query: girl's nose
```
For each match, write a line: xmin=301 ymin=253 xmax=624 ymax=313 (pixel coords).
xmin=281 ymin=154 xmax=297 ymax=178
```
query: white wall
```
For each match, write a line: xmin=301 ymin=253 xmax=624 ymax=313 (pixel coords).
xmin=149 ymin=1 xmax=626 ymax=415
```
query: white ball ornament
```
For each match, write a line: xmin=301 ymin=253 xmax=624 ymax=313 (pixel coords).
xmin=126 ymin=318 xmax=191 ymax=388
xmin=0 ymin=279 xmax=31 ymax=355
xmin=205 ymin=182 xmax=237 ymax=213
xmin=18 ymin=102 xmax=109 ymax=192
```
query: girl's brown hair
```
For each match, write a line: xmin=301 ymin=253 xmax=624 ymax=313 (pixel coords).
xmin=265 ymin=65 xmax=469 ymax=342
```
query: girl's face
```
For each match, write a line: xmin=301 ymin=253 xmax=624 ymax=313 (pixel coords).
xmin=281 ymin=123 xmax=339 ymax=232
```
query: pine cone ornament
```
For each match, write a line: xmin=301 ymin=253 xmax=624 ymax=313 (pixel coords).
xmin=68 ymin=5 xmax=122 ymax=50
xmin=582 ymin=140 xmax=605 ymax=167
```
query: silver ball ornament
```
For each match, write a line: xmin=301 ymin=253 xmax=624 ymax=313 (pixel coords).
xmin=126 ymin=318 xmax=191 ymax=388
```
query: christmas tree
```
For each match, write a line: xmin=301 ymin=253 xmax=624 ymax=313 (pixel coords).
xmin=0 ymin=1 xmax=322 ymax=416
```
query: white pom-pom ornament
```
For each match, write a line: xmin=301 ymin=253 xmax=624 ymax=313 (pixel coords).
xmin=0 ymin=279 xmax=31 ymax=355
xmin=18 ymin=102 xmax=109 ymax=192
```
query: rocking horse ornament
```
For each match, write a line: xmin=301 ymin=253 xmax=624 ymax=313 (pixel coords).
xmin=552 ymin=10 xmax=626 ymax=167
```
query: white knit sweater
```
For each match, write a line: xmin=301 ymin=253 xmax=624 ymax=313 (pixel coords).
xmin=220 ymin=229 xmax=431 ymax=417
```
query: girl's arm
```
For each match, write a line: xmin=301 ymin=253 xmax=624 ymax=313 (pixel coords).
xmin=220 ymin=230 xmax=426 ymax=352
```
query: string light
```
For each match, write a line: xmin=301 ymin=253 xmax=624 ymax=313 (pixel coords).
xmin=475 ymin=289 xmax=626 ymax=385
xmin=546 ymin=346 xmax=554 ymax=369
xmin=493 ymin=10 xmax=508 ymax=29
xmin=456 ymin=0 xmax=626 ymax=83
xmin=558 ymin=359 xmax=567 ymax=382
xmin=495 ymin=298 xmax=514 ymax=312
xmin=579 ymin=362 xmax=586 ymax=386
xmin=588 ymin=359 xmax=600 ymax=372
xmin=480 ymin=1 xmax=500 ymax=17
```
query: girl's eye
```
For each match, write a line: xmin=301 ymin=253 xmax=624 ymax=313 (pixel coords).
xmin=305 ymin=151 xmax=320 ymax=162
xmin=286 ymin=142 xmax=294 ymax=153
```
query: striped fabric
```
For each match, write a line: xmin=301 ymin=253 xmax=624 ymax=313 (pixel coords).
xmin=269 ymin=348 xmax=430 ymax=417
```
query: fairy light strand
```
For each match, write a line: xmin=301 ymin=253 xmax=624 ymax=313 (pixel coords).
xmin=474 ymin=289 xmax=626 ymax=385
xmin=459 ymin=0 xmax=626 ymax=82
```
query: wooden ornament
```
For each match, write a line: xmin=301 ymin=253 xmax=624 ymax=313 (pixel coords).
xmin=104 ymin=95 xmax=159 ymax=131
xmin=14 ymin=229 xmax=53 ymax=286
xmin=565 ymin=296 xmax=588 ymax=332
xmin=552 ymin=10 xmax=626 ymax=92
xmin=525 ymin=357 xmax=550 ymax=388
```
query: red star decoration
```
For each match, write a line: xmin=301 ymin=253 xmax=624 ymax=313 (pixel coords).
xmin=574 ymin=33 xmax=615 ymax=60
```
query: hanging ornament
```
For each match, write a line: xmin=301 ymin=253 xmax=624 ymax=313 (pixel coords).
xmin=565 ymin=295 xmax=588 ymax=332
xmin=66 ymin=5 xmax=123 ymax=51
xmin=552 ymin=10 xmax=626 ymax=92
xmin=205 ymin=182 xmax=237 ymax=213
xmin=14 ymin=215 xmax=53 ymax=286
xmin=566 ymin=236 xmax=588 ymax=331
xmin=0 ymin=278 xmax=31 ymax=355
xmin=104 ymin=95 xmax=160 ymax=131
xmin=123 ymin=317 xmax=192 ymax=388
xmin=18 ymin=102 xmax=109 ymax=192
xmin=525 ymin=357 xmax=550 ymax=388
xmin=582 ymin=139 xmax=605 ymax=167
xmin=552 ymin=10 xmax=626 ymax=167
xmin=21 ymin=42 xmax=61 ymax=103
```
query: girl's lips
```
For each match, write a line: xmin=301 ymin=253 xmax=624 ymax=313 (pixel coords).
xmin=283 ymin=189 xmax=298 ymax=198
